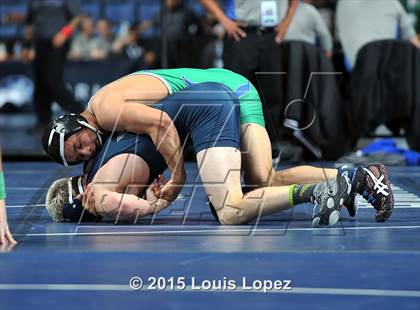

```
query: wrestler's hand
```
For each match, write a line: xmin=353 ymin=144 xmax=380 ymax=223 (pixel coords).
xmin=0 ymin=200 xmax=17 ymax=245
xmin=155 ymin=174 xmax=185 ymax=202
xmin=145 ymin=176 xmax=165 ymax=203
xmin=77 ymin=184 xmax=98 ymax=216
xmin=146 ymin=185 xmax=158 ymax=203
xmin=150 ymin=175 xmax=167 ymax=198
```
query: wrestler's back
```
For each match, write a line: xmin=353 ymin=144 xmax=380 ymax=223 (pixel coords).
xmin=87 ymin=132 xmax=166 ymax=187
xmin=90 ymin=74 xmax=170 ymax=112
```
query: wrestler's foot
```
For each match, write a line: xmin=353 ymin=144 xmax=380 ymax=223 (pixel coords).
xmin=312 ymin=175 xmax=352 ymax=227
xmin=342 ymin=191 xmax=357 ymax=217
xmin=360 ymin=164 xmax=394 ymax=222
xmin=338 ymin=168 xmax=358 ymax=217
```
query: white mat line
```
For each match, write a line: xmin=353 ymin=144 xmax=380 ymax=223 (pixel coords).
xmin=7 ymin=187 xmax=49 ymax=190
xmin=5 ymin=171 xmax=63 ymax=174
xmin=15 ymin=225 xmax=420 ymax=237
xmin=0 ymin=284 xmax=418 ymax=298
xmin=6 ymin=204 xmax=420 ymax=209
xmin=6 ymin=204 xmax=45 ymax=208
xmin=356 ymin=205 xmax=420 ymax=208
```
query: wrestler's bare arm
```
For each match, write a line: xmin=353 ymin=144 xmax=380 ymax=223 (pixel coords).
xmin=87 ymin=154 xmax=168 ymax=220
xmin=95 ymin=189 xmax=168 ymax=221
xmin=88 ymin=78 xmax=185 ymax=202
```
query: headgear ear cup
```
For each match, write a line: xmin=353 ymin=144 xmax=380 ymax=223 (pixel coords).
xmin=63 ymin=175 xmax=101 ymax=222
xmin=62 ymin=199 xmax=101 ymax=222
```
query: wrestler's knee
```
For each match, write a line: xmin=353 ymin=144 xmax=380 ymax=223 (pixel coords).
xmin=218 ymin=206 xmax=246 ymax=225
xmin=216 ymin=192 xmax=248 ymax=225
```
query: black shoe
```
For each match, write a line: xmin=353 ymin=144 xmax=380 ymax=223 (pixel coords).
xmin=342 ymin=191 xmax=357 ymax=217
xmin=361 ymin=164 xmax=394 ymax=222
xmin=312 ymin=175 xmax=352 ymax=227
xmin=339 ymin=169 xmax=358 ymax=217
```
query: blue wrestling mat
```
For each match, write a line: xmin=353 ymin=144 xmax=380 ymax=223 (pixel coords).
xmin=1 ymin=162 xmax=420 ymax=310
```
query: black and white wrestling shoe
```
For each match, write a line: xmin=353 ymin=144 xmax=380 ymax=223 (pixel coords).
xmin=360 ymin=164 xmax=394 ymax=222
xmin=311 ymin=174 xmax=353 ymax=227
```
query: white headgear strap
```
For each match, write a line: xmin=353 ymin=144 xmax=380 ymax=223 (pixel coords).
xmin=47 ymin=124 xmax=68 ymax=166
xmin=67 ymin=176 xmax=84 ymax=205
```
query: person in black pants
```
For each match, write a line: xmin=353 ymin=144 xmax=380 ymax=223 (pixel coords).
xmin=26 ymin=0 xmax=83 ymax=131
xmin=199 ymin=0 xmax=299 ymax=145
xmin=199 ymin=0 xmax=299 ymax=83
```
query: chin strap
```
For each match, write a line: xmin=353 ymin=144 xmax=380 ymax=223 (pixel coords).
xmin=78 ymin=120 xmax=103 ymax=147
xmin=67 ymin=176 xmax=84 ymax=206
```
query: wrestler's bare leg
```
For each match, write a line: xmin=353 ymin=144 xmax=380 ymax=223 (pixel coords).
xmin=272 ymin=165 xmax=338 ymax=186
xmin=196 ymin=147 xmax=292 ymax=225
xmin=240 ymin=123 xmax=274 ymax=187
xmin=240 ymin=123 xmax=337 ymax=187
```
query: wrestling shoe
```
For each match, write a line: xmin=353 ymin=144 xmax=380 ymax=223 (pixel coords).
xmin=339 ymin=169 xmax=358 ymax=217
xmin=312 ymin=174 xmax=352 ymax=227
xmin=342 ymin=189 xmax=357 ymax=217
xmin=361 ymin=164 xmax=394 ymax=222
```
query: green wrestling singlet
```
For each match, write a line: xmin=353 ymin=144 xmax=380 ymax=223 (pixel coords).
xmin=132 ymin=68 xmax=265 ymax=127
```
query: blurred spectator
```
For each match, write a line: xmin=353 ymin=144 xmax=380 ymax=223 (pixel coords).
xmin=69 ymin=15 xmax=99 ymax=60
xmin=20 ymin=26 xmax=35 ymax=62
xmin=0 ymin=41 xmax=15 ymax=62
xmin=336 ymin=0 xmax=420 ymax=68
xmin=283 ymin=1 xmax=333 ymax=57
xmin=199 ymin=0 xmax=299 ymax=82
xmin=305 ymin=0 xmax=335 ymax=36
xmin=23 ymin=0 xmax=84 ymax=131
xmin=141 ymin=0 xmax=201 ymax=40
xmin=0 ymin=42 xmax=7 ymax=62
xmin=113 ymin=23 xmax=157 ymax=67
xmin=201 ymin=23 xmax=225 ymax=68
xmin=94 ymin=18 xmax=114 ymax=59
xmin=140 ymin=0 xmax=202 ymax=67
xmin=113 ymin=23 xmax=144 ymax=59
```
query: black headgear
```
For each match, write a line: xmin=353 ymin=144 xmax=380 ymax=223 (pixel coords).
xmin=41 ymin=114 xmax=103 ymax=166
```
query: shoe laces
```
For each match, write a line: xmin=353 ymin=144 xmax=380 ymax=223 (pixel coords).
xmin=363 ymin=168 xmax=390 ymax=197
xmin=362 ymin=190 xmax=379 ymax=209
xmin=311 ymin=182 xmax=334 ymax=204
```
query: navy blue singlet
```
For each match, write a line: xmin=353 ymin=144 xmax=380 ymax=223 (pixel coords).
xmin=87 ymin=82 xmax=241 ymax=185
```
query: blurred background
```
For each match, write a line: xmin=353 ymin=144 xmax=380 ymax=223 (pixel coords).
xmin=0 ymin=0 xmax=419 ymax=165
